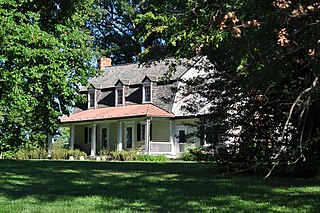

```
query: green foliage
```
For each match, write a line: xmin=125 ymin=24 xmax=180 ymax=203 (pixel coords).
xmin=109 ymin=150 xmax=138 ymax=161
xmin=137 ymin=154 xmax=169 ymax=162
xmin=0 ymin=0 xmax=98 ymax=152
xmin=1 ymin=150 xmax=16 ymax=160
xmin=98 ymin=149 xmax=112 ymax=156
xmin=91 ymin=0 xmax=142 ymax=64
xmin=135 ymin=0 xmax=320 ymax=177
xmin=180 ymin=151 xmax=196 ymax=161
xmin=68 ymin=149 xmax=87 ymax=160
xmin=14 ymin=147 xmax=47 ymax=160
xmin=51 ymin=146 xmax=69 ymax=160
xmin=181 ymin=147 xmax=216 ymax=162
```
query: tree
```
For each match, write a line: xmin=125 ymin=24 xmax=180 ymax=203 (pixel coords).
xmin=135 ymin=0 xmax=320 ymax=176
xmin=90 ymin=0 xmax=143 ymax=64
xmin=0 ymin=0 xmax=99 ymax=152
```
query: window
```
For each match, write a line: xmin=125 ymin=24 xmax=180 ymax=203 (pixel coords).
xmin=126 ymin=126 xmax=133 ymax=149
xmin=141 ymin=124 xmax=146 ymax=140
xmin=101 ymin=128 xmax=108 ymax=149
xmin=88 ymin=90 xmax=95 ymax=109
xmin=143 ymin=84 xmax=151 ymax=102
xmin=116 ymin=87 xmax=124 ymax=106
xmin=141 ymin=77 xmax=152 ymax=103
xmin=137 ymin=123 xmax=146 ymax=141
xmin=178 ymin=130 xmax=186 ymax=143
xmin=84 ymin=127 xmax=92 ymax=144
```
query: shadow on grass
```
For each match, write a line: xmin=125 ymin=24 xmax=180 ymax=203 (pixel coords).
xmin=0 ymin=160 xmax=319 ymax=212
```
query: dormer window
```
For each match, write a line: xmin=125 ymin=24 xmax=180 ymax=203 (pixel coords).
xmin=116 ymin=87 xmax=124 ymax=106
xmin=115 ymin=81 xmax=125 ymax=106
xmin=142 ymin=78 xmax=152 ymax=103
xmin=88 ymin=89 xmax=96 ymax=109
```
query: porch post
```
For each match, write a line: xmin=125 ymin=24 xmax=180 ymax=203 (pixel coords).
xmin=70 ymin=125 xmax=75 ymax=150
xmin=117 ymin=122 xmax=123 ymax=151
xmin=47 ymin=134 xmax=52 ymax=158
xmin=145 ymin=118 xmax=151 ymax=154
xmin=90 ymin=124 xmax=97 ymax=157
xmin=169 ymin=120 xmax=176 ymax=156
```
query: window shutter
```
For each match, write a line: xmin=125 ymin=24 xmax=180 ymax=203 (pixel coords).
xmin=84 ymin=127 xmax=88 ymax=144
xmin=137 ymin=123 xmax=141 ymax=141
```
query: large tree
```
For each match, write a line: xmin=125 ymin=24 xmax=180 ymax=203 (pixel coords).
xmin=135 ymin=0 xmax=320 ymax=176
xmin=0 ymin=0 xmax=98 ymax=152
xmin=90 ymin=0 xmax=143 ymax=64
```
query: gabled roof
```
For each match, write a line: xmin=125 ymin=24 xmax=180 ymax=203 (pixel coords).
xmin=89 ymin=59 xmax=190 ymax=89
xmin=60 ymin=104 xmax=174 ymax=123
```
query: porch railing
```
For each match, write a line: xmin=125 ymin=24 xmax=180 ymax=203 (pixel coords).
xmin=149 ymin=141 xmax=172 ymax=154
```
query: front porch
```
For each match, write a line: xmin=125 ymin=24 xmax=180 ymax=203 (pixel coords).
xmin=67 ymin=118 xmax=180 ymax=158
xmin=59 ymin=104 xmax=200 ymax=158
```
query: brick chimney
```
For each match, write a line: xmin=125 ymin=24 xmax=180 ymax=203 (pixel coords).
xmin=98 ymin=58 xmax=112 ymax=70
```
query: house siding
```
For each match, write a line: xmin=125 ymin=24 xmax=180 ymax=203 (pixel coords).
xmin=152 ymin=120 xmax=170 ymax=142
xmin=74 ymin=125 xmax=91 ymax=154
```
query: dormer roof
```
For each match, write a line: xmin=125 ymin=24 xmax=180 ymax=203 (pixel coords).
xmin=115 ymin=79 xmax=130 ymax=86
xmin=142 ymin=75 xmax=157 ymax=82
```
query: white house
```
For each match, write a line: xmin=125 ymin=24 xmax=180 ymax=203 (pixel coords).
xmin=59 ymin=57 xmax=212 ymax=158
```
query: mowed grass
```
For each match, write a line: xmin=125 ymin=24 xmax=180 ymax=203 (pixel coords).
xmin=0 ymin=160 xmax=319 ymax=213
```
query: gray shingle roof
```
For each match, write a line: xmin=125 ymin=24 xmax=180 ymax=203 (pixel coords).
xmin=89 ymin=59 xmax=190 ymax=89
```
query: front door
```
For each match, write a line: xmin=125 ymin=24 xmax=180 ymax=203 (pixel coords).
xmin=101 ymin=127 xmax=108 ymax=150
xmin=125 ymin=126 xmax=133 ymax=149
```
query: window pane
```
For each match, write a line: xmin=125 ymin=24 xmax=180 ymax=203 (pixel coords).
xmin=89 ymin=93 xmax=95 ymax=108
xmin=144 ymin=85 xmax=151 ymax=102
xmin=141 ymin=124 xmax=146 ymax=140
xmin=126 ymin=127 xmax=132 ymax=148
xmin=117 ymin=89 xmax=123 ymax=105
xmin=178 ymin=130 xmax=186 ymax=143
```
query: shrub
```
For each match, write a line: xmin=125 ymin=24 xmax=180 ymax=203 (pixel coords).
xmin=29 ymin=148 xmax=47 ymax=159
xmin=188 ymin=147 xmax=216 ymax=162
xmin=137 ymin=154 xmax=169 ymax=162
xmin=180 ymin=151 xmax=196 ymax=161
xmin=14 ymin=149 xmax=29 ymax=160
xmin=99 ymin=149 xmax=111 ymax=156
xmin=1 ymin=150 xmax=16 ymax=160
xmin=110 ymin=150 xmax=138 ymax=161
xmin=51 ymin=147 xmax=69 ymax=160
xmin=14 ymin=147 xmax=47 ymax=160
xmin=68 ymin=149 xmax=87 ymax=160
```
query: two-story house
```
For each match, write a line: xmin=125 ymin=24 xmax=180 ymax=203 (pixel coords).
xmin=59 ymin=57 xmax=206 ymax=158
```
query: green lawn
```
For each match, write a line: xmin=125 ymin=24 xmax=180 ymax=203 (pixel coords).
xmin=0 ymin=160 xmax=319 ymax=212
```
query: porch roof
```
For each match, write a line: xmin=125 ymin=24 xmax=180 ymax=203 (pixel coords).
xmin=60 ymin=104 xmax=174 ymax=123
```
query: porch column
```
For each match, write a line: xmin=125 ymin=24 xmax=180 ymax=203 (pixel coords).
xmin=70 ymin=125 xmax=75 ymax=150
xmin=117 ymin=122 xmax=123 ymax=151
xmin=169 ymin=120 xmax=176 ymax=156
xmin=47 ymin=134 xmax=52 ymax=158
xmin=90 ymin=124 xmax=97 ymax=157
xmin=145 ymin=118 xmax=151 ymax=154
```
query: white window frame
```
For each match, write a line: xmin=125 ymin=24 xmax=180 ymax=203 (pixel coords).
xmin=142 ymin=81 xmax=152 ymax=103
xmin=115 ymin=86 xmax=125 ymax=106
xmin=88 ymin=89 xmax=96 ymax=109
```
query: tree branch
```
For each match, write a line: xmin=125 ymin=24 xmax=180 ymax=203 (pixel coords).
xmin=264 ymin=76 xmax=318 ymax=179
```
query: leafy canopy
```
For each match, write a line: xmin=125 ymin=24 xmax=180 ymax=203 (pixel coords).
xmin=0 ymin=0 xmax=98 ymax=151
